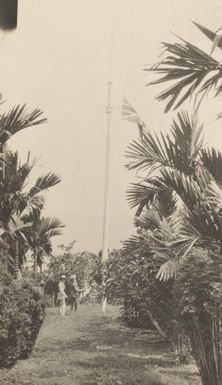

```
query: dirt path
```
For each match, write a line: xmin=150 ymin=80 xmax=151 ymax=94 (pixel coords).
xmin=0 ymin=305 xmax=201 ymax=385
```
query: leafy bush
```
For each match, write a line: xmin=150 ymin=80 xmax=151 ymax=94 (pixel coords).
xmin=103 ymin=249 xmax=192 ymax=364
xmin=174 ymin=249 xmax=222 ymax=377
xmin=0 ymin=271 xmax=45 ymax=368
xmin=47 ymin=243 xmax=101 ymax=303
xmin=103 ymin=249 xmax=174 ymax=333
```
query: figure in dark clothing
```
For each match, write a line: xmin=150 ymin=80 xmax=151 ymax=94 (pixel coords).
xmin=69 ymin=274 xmax=84 ymax=312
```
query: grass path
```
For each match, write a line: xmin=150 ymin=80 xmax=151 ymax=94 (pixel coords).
xmin=0 ymin=305 xmax=201 ymax=385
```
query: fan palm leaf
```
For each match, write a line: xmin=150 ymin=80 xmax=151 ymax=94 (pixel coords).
xmin=123 ymin=234 xmax=149 ymax=253
xmin=155 ymin=237 xmax=199 ymax=281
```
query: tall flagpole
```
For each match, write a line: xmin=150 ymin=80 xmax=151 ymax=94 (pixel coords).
xmin=101 ymin=81 xmax=112 ymax=313
xmin=100 ymin=0 xmax=117 ymax=313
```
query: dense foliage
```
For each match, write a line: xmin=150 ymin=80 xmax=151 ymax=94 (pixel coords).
xmin=103 ymin=249 xmax=174 ymax=333
xmin=0 ymin=265 xmax=45 ymax=368
xmin=0 ymin=100 xmax=63 ymax=368
xmin=175 ymin=249 xmax=222 ymax=380
xmin=123 ymin=21 xmax=222 ymax=385
xmin=46 ymin=242 xmax=100 ymax=303
xmin=103 ymin=247 xmax=186 ymax=360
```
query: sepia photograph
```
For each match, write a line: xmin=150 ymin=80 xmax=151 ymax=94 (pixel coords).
xmin=0 ymin=0 xmax=222 ymax=384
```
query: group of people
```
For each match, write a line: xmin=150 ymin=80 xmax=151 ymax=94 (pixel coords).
xmin=57 ymin=273 xmax=84 ymax=316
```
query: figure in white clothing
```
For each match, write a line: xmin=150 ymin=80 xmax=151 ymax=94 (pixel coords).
xmin=57 ymin=275 xmax=67 ymax=316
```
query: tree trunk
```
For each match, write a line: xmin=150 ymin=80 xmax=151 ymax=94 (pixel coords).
xmin=34 ymin=254 xmax=38 ymax=281
xmin=147 ymin=310 xmax=167 ymax=340
xmin=14 ymin=240 xmax=19 ymax=278
xmin=187 ymin=307 xmax=222 ymax=385
xmin=52 ymin=292 xmax=55 ymax=308
xmin=40 ymin=262 xmax=42 ymax=276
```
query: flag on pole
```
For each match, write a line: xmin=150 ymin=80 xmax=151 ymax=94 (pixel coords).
xmin=121 ymin=96 xmax=142 ymax=124
xmin=121 ymin=96 xmax=146 ymax=139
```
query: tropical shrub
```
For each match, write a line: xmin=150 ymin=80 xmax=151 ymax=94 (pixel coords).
xmin=174 ymin=248 xmax=222 ymax=383
xmin=125 ymin=20 xmax=222 ymax=385
xmin=104 ymin=249 xmax=174 ymax=334
xmin=0 ymin=269 xmax=45 ymax=368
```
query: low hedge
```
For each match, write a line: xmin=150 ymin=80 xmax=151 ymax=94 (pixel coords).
xmin=0 ymin=278 xmax=45 ymax=368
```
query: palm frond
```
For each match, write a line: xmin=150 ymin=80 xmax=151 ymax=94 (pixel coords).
xmin=200 ymin=147 xmax=222 ymax=184
xmin=156 ymin=238 xmax=198 ymax=281
xmin=159 ymin=167 xmax=222 ymax=238
xmin=0 ymin=105 xmax=47 ymax=144
xmin=26 ymin=217 xmax=64 ymax=258
xmin=5 ymin=214 xmax=32 ymax=237
xmin=156 ymin=189 xmax=177 ymax=217
xmin=145 ymin=36 xmax=222 ymax=112
xmin=145 ymin=211 xmax=200 ymax=281
xmin=20 ymin=195 xmax=45 ymax=220
xmin=123 ymin=234 xmax=149 ymax=253
xmin=127 ymin=180 xmax=177 ymax=218
xmin=36 ymin=217 xmax=64 ymax=239
xmin=42 ymin=242 xmax=53 ymax=256
xmin=126 ymin=111 xmax=204 ymax=175
xmin=125 ymin=130 xmax=172 ymax=172
xmin=156 ymin=257 xmax=180 ymax=281
xmin=170 ymin=110 xmax=205 ymax=173
xmin=127 ymin=181 xmax=158 ymax=214
xmin=30 ymin=173 xmax=61 ymax=196
xmin=205 ymin=180 xmax=222 ymax=208
xmin=134 ymin=209 xmax=163 ymax=231
xmin=160 ymin=168 xmax=203 ymax=210
xmin=183 ymin=202 xmax=222 ymax=242
xmin=3 ymin=151 xmax=34 ymax=193
xmin=193 ymin=22 xmax=222 ymax=50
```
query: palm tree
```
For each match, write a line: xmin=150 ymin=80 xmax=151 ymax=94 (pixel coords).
xmin=0 ymin=102 xmax=47 ymax=272
xmin=0 ymin=150 xmax=61 ymax=275
xmin=126 ymin=115 xmax=222 ymax=384
xmin=28 ymin=217 xmax=64 ymax=279
xmin=126 ymin=22 xmax=222 ymax=384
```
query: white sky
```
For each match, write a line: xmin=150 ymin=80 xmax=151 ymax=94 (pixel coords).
xmin=0 ymin=0 xmax=222 ymax=252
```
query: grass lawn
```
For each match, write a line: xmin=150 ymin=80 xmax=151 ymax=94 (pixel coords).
xmin=0 ymin=304 xmax=201 ymax=385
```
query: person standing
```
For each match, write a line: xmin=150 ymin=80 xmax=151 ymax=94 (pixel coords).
xmin=69 ymin=273 xmax=84 ymax=312
xmin=57 ymin=275 xmax=67 ymax=316
xmin=39 ymin=280 xmax=45 ymax=297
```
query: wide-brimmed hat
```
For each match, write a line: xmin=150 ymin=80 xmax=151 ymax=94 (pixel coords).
xmin=60 ymin=275 xmax=66 ymax=279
